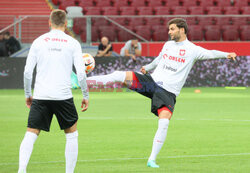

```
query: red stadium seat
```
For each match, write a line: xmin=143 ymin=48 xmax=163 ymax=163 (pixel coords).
xmin=199 ymin=0 xmax=215 ymax=7
xmin=78 ymin=0 xmax=94 ymax=7
xmin=188 ymin=25 xmax=203 ymax=41
xmin=95 ymin=0 xmax=111 ymax=7
xmin=214 ymin=17 xmax=232 ymax=25
xmin=59 ymin=1 xmax=76 ymax=11
xmin=137 ymin=7 xmax=153 ymax=15
xmin=221 ymin=25 xmax=239 ymax=41
xmin=167 ymin=0 xmax=180 ymax=6
xmin=98 ymin=26 xmax=117 ymax=41
xmin=152 ymin=25 xmax=168 ymax=41
xmin=145 ymin=18 xmax=163 ymax=26
xmin=206 ymin=7 xmax=223 ymax=15
xmin=181 ymin=0 xmax=198 ymax=6
xmin=113 ymin=0 xmax=129 ymax=7
xmin=73 ymin=18 xmax=86 ymax=34
xmin=204 ymin=25 xmax=221 ymax=41
xmin=171 ymin=6 xmax=188 ymax=15
xmin=110 ymin=17 xmax=130 ymax=26
xmin=117 ymin=29 xmax=135 ymax=41
xmin=234 ymin=0 xmax=249 ymax=7
xmin=184 ymin=17 xmax=198 ymax=25
xmin=80 ymin=26 xmax=99 ymax=42
xmin=231 ymin=17 xmax=248 ymax=26
xmin=216 ymin=0 xmax=232 ymax=6
xmin=84 ymin=7 xmax=102 ymax=15
xmin=239 ymin=25 xmax=250 ymax=41
xmin=241 ymin=7 xmax=250 ymax=14
xmin=130 ymin=18 xmax=145 ymax=27
xmin=163 ymin=17 xmax=176 ymax=25
xmin=130 ymin=0 xmax=146 ymax=7
xmin=154 ymin=7 xmax=170 ymax=15
xmin=147 ymin=0 xmax=164 ymax=7
xmin=134 ymin=25 xmax=152 ymax=41
xmin=223 ymin=7 xmax=240 ymax=15
xmin=197 ymin=17 xmax=215 ymax=25
xmin=188 ymin=7 xmax=204 ymax=15
xmin=102 ymin=7 xmax=119 ymax=15
xmin=52 ymin=0 xmax=60 ymax=5
xmin=92 ymin=18 xmax=109 ymax=26
xmin=120 ymin=7 xmax=136 ymax=15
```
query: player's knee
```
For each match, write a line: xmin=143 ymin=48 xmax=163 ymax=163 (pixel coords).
xmin=158 ymin=110 xmax=172 ymax=120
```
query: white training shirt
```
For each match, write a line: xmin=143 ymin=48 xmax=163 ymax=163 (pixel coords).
xmin=145 ymin=39 xmax=229 ymax=96
xmin=24 ymin=29 xmax=88 ymax=100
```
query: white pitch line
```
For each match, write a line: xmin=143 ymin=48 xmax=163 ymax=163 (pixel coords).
xmin=1 ymin=153 xmax=250 ymax=166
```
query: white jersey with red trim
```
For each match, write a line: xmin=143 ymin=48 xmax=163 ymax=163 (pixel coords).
xmin=24 ymin=29 xmax=88 ymax=100
xmin=145 ymin=39 xmax=229 ymax=96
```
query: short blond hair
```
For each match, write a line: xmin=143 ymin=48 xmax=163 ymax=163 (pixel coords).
xmin=50 ymin=9 xmax=66 ymax=27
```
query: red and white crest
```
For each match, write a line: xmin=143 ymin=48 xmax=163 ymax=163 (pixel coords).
xmin=179 ymin=49 xmax=185 ymax=56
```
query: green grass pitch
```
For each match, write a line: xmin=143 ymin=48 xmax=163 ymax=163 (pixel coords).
xmin=0 ymin=87 xmax=250 ymax=173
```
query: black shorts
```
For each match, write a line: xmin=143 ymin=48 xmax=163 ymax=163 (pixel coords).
xmin=129 ymin=72 xmax=176 ymax=116
xmin=27 ymin=98 xmax=78 ymax=132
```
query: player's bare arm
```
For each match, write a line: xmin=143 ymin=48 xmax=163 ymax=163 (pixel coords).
xmin=227 ymin=52 xmax=237 ymax=61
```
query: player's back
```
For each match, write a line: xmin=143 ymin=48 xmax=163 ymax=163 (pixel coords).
xmin=28 ymin=29 xmax=81 ymax=100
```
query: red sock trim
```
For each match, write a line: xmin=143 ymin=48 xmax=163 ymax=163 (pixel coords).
xmin=157 ymin=106 xmax=172 ymax=115
xmin=130 ymin=72 xmax=142 ymax=89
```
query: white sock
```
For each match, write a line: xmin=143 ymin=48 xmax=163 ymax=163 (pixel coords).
xmin=87 ymin=71 xmax=126 ymax=86
xmin=65 ymin=131 xmax=78 ymax=173
xmin=18 ymin=131 xmax=38 ymax=173
xmin=148 ymin=119 xmax=169 ymax=161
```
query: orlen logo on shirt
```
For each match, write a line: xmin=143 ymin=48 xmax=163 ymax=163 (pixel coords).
xmin=44 ymin=37 xmax=68 ymax=43
xmin=163 ymin=53 xmax=185 ymax=63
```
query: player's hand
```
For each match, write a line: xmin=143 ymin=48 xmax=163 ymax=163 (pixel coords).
xmin=131 ymin=55 xmax=136 ymax=62
xmin=227 ymin=52 xmax=237 ymax=61
xmin=140 ymin=66 xmax=147 ymax=74
xmin=107 ymin=44 xmax=111 ymax=48
xmin=81 ymin=99 xmax=89 ymax=112
xmin=25 ymin=96 xmax=33 ymax=109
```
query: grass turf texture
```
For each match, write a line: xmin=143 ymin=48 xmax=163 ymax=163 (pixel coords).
xmin=0 ymin=87 xmax=249 ymax=173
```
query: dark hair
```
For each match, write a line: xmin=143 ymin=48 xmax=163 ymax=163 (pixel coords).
xmin=4 ymin=31 xmax=10 ymax=36
xmin=167 ymin=18 xmax=188 ymax=34
xmin=50 ymin=9 xmax=66 ymax=27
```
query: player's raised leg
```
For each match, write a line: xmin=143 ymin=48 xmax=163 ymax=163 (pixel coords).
xmin=147 ymin=108 xmax=172 ymax=168
xmin=64 ymin=122 xmax=78 ymax=173
xmin=87 ymin=71 xmax=134 ymax=88
xmin=18 ymin=128 xmax=40 ymax=173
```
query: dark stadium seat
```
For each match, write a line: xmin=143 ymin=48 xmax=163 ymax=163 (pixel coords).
xmin=59 ymin=1 xmax=75 ymax=11
xmin=134 ymin=25 xmax=152 ymax=41
xmin=102 ymin=7 xmax=119 ymax=15
xmin=84 ymin=7 xmax=102 ymax=15
xmin=147 ymin=0 xmax=164 ymax=7
xmin=241 ymin=7 xmax=250 ymax=14
xmin=171 ymin=6 xmax=188 ymax=15
xmin=239 ymin=26 xmax=250 ymax=41
xmin=188 ymin=7 xmax=205 ymax=15
xmin=204 ymin=25 xmax=221 ymax=41
xmin=120 ymin=7 xmax=136 ymax=15
xmin=234 ymin=0 xmax=249 ymax=7
xmin=214 ymin=17 xmax=232 ymax=25
xmin=117 ymin=29 xmax=135 ymax=41
xmin=137 ymin=7 xmax=153 ymax=15
xmin=188 ymin=25 xmax=204 ymax=41
xmin=221 ymin=25 xmax=239 ymax=41
xmin=130 ymin=0 xmax=146 ymax=7
xmin=78 ymin=0 xmax=94 ymax=7
xmin=145 ymin=18 xmax=163 ymax=26
xmin=154 ymin=7 xmax=170 ymax=15
xmin=231 ymin=17 xmax=248 ymax=26
xmin=199 ymin=0 xmax=215 ymax=7
xmin=98 ymin=26 xmax=117 ymax=41
xmin=130 ymin=18 xmax=145 ymax=27
xmin=223 ymin=7 xmax=240 ymax=15
xmin=206 ymin=7 xmax=223 ymax=15
xmin=216 ymin=0 xmax=232 ymax=6
xmin=113 ymin=0 xmax=129 ymax=7
xmin=152 ymin=25 xmax=168 ymax=41
xmin=73 ymin=18 xmax=86 ymax=34
xmin=181 ymin=0 xmax=198 ymax=7
xmin=197 ymin=17 xmax=215 ymax=25
xmin=95 ymin=0 xmax=112 ymax=7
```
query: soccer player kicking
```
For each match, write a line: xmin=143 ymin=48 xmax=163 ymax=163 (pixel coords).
xmin=87 ymin=18 xmax=237 ymax=168
xmin=18 ymin=10 xmax=89 ymax=173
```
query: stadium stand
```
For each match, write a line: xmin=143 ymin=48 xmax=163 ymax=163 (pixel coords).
xmin=188 ymin=25 xmax=204 ymax=41
xmin=204 ymin=25 xmax=221 ymax=41
xmin=152 ymin=25 xmax=169 ymax=41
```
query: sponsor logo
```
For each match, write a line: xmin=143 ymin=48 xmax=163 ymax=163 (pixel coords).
xmin=85 ymin=62 xmax=93 ymax=66
xmin=179 ymin=49 xmax=186 ymax=56
xmin=163 ymin=65 xmax=177 ymax=72
xmin=44 ymin=37 xmax=68 ymax=42
xmin=163 ymin=53 xmax=185 ymax=63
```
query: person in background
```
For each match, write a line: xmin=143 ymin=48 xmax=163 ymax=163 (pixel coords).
xmin=3 ymin=31 xmax=21 ymax=55
xmin=120 ymin=38 xmax=142 ymax=62
xmin=0 ymin=32 xmax=7 ymax=57
xmin=96 ymin=36 xmax=113 ymax=57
